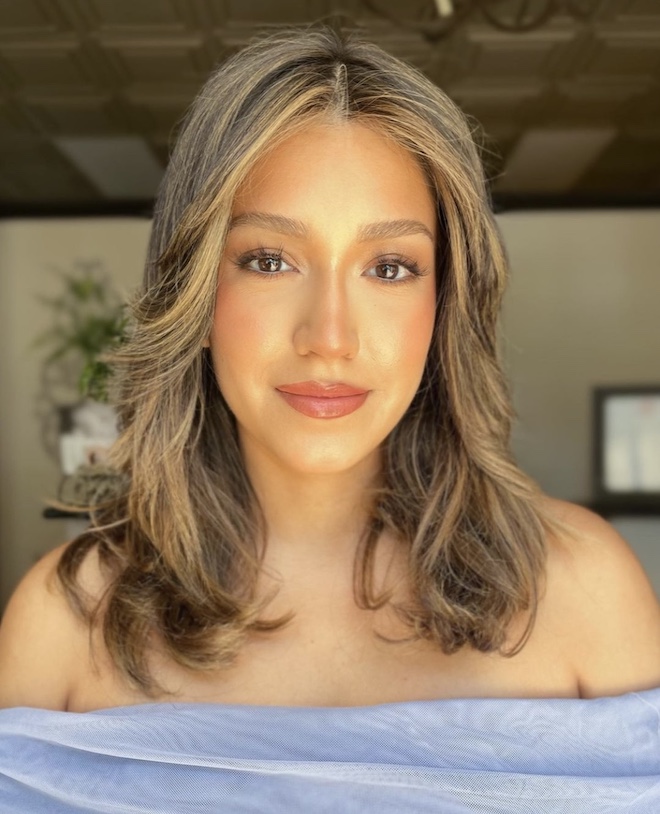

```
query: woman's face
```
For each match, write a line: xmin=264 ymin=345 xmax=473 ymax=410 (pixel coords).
xmin=209 ymin=121 xmax=437 ymax=477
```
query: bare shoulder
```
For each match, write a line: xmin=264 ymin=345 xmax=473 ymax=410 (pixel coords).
xmin=0 ymin=540 xmax=106 ymax=711
xmin=541 ymin=496 xmax=660 ymax=698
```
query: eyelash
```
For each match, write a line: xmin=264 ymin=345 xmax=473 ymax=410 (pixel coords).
xmin=232 ymin=247 xmax=426 ymax=285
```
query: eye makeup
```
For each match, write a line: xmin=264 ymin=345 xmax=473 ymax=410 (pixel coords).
xmin=232 ymin=246 xmax=430 ymax=285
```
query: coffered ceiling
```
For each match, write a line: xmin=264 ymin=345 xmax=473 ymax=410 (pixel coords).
xmin=0 ymin=0 xmax=659 ymax=214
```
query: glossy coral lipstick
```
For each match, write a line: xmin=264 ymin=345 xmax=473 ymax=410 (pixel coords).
xmin=275 ymin=381 xmax=369 ymax=419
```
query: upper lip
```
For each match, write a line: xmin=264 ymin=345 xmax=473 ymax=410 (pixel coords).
xmin=276 ymin=381 xmax=368 ymax=398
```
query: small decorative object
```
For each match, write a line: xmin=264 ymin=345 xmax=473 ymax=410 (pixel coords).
xmin=33 ymin=260 xmax=129 ymax=506
xmin=57 ymin=463 xmax=127 ymax=509
xmin=58 ymin=400 xmax=120 ymax=475
xmin=592 ymin=385 xmax=660 ymax=510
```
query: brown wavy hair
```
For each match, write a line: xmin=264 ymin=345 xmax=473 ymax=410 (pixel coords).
xmin=58 ymin=25 xmax=558 ymax=696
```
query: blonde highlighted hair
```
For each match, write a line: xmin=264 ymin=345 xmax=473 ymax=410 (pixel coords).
xmin=58 ymin=25 xmax=556 ymax=695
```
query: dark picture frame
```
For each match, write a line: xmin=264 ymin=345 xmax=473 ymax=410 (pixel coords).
xmin=592 ymin=385 xmax=660 ymax=513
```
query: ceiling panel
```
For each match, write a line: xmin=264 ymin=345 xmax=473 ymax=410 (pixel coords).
xmin=100 ymin=37 xmax=212 ymax=84
xmin=0 ymin=0 xmax=63 ymax=33
xmin=464 ymin=27 xmax=576 ymax=82
xmin=0 ymin=133 xmax=97 ymax=200
xmin=0 ymin=39 xmax=92 ymax=89
xmin=579 ymin=131 xmax=660 ymax=192
xmin=80 ymin=0 xmax=193 ymax=31
xmin=22 ymin=95 xmax=117 ymax=136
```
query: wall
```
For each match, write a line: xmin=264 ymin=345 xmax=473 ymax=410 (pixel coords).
xmin=0 ymin=211 xmax=658 ymax=610
xmin=499 ymin=210 xmax=660 ymax=502
xmin=0 ymin=218 xmax=151 ymax=609
xmin=499 ymin=210 xmax=660 ymax=596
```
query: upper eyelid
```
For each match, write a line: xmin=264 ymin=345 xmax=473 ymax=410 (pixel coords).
xmin=234 ymin=247 xmax=419 ymax=264
xmin=234 ymin=246 xmax=290 ymax=263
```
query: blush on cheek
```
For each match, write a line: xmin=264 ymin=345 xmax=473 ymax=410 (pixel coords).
xmin=210 ymin=284 xmax=280 ymax=379
xmin=212 ymin=285 xmax=260 ymax=345
xmin=399 ymin=299 xmax=437 ymax=362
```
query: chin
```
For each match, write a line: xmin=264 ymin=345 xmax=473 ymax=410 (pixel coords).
xmin=285 ymin=455 xmax=373 ymax=477
xmin=273 ymin=441 xmax=382 ymax=478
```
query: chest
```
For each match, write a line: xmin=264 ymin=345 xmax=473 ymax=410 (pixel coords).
xmin=66 ymin=598 xmax=581 ymax=711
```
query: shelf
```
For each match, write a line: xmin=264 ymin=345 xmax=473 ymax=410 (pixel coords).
xmin=586 ymin=499 xmax=660 ymax=519
xmin=42 ymin=507 xmax=90 ymax=520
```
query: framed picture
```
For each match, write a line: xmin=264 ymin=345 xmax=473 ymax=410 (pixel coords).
xmin=592 ymin=385 xmax=660 ymax=509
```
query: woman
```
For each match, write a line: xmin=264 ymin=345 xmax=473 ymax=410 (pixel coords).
xmin=1 ymin=25 xmax=659 ymax=812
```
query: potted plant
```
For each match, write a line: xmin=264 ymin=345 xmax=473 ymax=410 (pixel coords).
xmin=34 ymin=260 xmax=129 ymax=505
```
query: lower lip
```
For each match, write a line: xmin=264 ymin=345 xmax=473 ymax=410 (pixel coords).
xmin=276 ymin=390 xmax=369 ymax=418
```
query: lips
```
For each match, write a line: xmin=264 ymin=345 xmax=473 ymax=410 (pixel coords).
xmin=276 ymin=381 xmax=368 ymax=398
xmin=275 ymin=381 xmax=370 ymax=419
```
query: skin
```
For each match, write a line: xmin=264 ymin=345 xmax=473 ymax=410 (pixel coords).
xmin=1 ymin=123 xmax=660 ymax=711
xmin=206 ymin=121 xmax=437 ymax=575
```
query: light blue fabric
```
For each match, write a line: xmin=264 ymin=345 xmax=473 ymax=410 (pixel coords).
xmin=0 ymin=688 xmax=659 ymax=812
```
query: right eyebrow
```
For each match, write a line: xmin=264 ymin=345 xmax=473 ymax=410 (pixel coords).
xmin=228 ymin=212 xmax=307 ymax=238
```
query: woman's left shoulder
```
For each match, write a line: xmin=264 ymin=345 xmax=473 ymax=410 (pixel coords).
xmin=540 ymin=496 xmax=660 ymax=698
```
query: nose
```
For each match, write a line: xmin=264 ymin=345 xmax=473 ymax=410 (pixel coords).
xmin=292 ymin=271 xmax=359 ymax=360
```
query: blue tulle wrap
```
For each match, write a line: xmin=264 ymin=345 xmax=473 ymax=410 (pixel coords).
xmin=1 ymin=687 xmax=659 ymax=812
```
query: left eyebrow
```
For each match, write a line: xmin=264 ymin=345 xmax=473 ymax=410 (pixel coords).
xmin=357 ymin=219 xmax=435 ymax=244
xmin=228 ymin=211 xmax=434 ymax=244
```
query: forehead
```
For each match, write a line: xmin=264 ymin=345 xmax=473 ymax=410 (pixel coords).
xmin=231 ymin=121 xmax=436 ymax=222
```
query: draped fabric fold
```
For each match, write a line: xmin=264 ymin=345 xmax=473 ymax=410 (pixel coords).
xmin=0 ymin=687 xmax=659 ymax=813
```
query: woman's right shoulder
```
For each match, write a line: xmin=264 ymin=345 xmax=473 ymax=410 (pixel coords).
xmin=0 ymin=540 xmax=105 ymax=711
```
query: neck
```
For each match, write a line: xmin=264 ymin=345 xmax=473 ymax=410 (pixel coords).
xmin=238 ymin=441 xmax=412 ymax=630
xmin=242 ymin=446 xmax=382 ymax=571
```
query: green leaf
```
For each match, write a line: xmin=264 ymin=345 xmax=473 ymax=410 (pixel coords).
xmin=33 ymin=263 xmax=129 ymax=385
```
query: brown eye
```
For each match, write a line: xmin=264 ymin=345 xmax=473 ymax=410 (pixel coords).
xmin=257 ymin=256 xmax=282 ymax=273
xmin=365 ymin=255 xmax=423 ymax=284
xmin=236 ymin=251 xmax=294 ymax=276
xmin=375 ymin=262 xmax=400 ymax=280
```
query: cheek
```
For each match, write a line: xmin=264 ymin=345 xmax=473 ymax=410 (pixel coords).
xmin=210 ymin=283 xmax=281 ymax=376
xmin=373 ymin=291 xmax=436 ymax=374
xmin=408 ymin=296 xmax=436 ymax=358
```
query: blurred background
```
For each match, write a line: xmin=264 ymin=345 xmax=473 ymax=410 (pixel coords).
xmin=0 ymin=0 xmax=659 ymax=609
